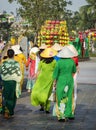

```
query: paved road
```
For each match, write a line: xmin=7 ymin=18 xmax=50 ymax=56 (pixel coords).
xmin=77 ymin=57 xmax=96 ymax=84
xmin=0 ymin=58 xmax=96 ymax=130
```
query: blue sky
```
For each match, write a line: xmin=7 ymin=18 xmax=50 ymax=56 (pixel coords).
xmin=0 ymin=0 xmax=87 ymax=16
xmin=67 ymin=0 xmax=87 ymax=11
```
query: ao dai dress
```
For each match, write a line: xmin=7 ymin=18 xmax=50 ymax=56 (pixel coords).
xmin=53 ymin=58 xmax=76 ymax=120
xmin=31 ymin=59 xmax=56 ymax=111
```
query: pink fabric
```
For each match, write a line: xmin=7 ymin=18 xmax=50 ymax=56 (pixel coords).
xmin=26 ymin=57 xmax=36 ymax=79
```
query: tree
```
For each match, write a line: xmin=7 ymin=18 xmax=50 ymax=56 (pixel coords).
xmin=8 ymin=0 xmax=72 ymax=43
xmin=0 ymin=13 xmax=15 ymax=41
xmin=80 ymin=0 xmax=96 ymax=29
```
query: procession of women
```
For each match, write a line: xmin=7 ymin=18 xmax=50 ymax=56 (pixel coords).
xmin=0 ymin=42 xmax=79 ymax=122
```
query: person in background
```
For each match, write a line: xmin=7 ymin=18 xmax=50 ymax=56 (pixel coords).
xmin=39 ymin=44 xmax=47 ymax=60
xmin=0 ymin=40 xmax=5 ymax=54
xmin=0 ymin=56 xmax=2 ymax=113
xmin=67 ymin=44 xmax=79 ymax=112
xmin=11 ymin=44 xmax=26 ymax=97
xmin=0 ymin=75 xmax=2 ymax=113
xmin=52 ymin=45 xmax=76 ymax=122
xmin=0 ymin=49 xmax=22 ymax=119
xmin=26 ymin=46 xmax=40 ymax=93
xmin=51 ymin=43 xmax=63 ymax=61
xmin=1 ymin=50 xmax=8 ymax=63
xmin=31 ymin=48 xmax=57 ymax=113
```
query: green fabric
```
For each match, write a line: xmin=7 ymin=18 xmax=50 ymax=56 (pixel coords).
xmin=75 ymin=37 xmax=80 ymax=43
xmin=69 ymin=39 xmax=82 ymax=57
xmin=0 ymin=59 xmax=22 ymax=115
xmin=0 ymin=90 xmax=2 ymax=112
xmin=73 ymin=39 xmax=82 ymax=57
xmin=84 ymin=38 xmax=89 ymax=57
xmin=1 ymin=59 xmax=22 ymax=82
xmin=2 ymin=80 xmax=17 ymax=116
xmin=31 ymin=60 xmax=56 ymax=111
xmin=53 ymin=58 xmax=76 ymax=119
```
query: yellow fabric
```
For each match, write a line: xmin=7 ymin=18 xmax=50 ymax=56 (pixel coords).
xmin=14 ymin=53 xmax=27 ymax=91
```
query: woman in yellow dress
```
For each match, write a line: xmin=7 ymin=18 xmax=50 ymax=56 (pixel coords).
xmin=11 ymin=45 xmax=27 ymax=97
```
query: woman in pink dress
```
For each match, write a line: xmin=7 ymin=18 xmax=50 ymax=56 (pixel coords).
xmin=26 ymin=46 xmax=40 ymax=92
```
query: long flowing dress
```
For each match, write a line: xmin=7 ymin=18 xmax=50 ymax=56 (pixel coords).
xmin=72 ymin=57 xmax=79 ymax=110
xmin=14 ymin=53 xmax=26 ymax=95
xmin=31 ymin=59 xmax=56 ymax=111
xmin=0 ymin=59 xmax=22 ymax=116
xmin=26 ymin=56 xmax=40 ymax=91
xmin=53 ymin=58 xmax=76 ymax=120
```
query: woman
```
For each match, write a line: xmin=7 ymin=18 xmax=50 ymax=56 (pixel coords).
xmin=51 ymin=43 xmax=63 ymax=61
xmin=26 ymin=46 xmax=40 ymax=92
xmin=52 ymin=45 xmax=76 ymax=122
xmin=0 ymin=56 xmax=2 ymax=113
xmin=39 ymin=44 xmax=47 ymax=61
xmin=67 ymin=44 xmax=79 ymax=110
xmin=31 ymin=48 xmax=57 ymax=113
xmin=11 ymin=45 xmax=26 ymax=97
xmin=0 ymin=49 xmax=22 ymax=119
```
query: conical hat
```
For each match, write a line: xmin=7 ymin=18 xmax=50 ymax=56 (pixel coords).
xmin=39 ymin=44 xmax=47 ymax=49
xmin=57 ymin=45 xmax=76 ymax=58
xmin=30 ymin=47 xmax=39 ymax=54
xmin=67 ymin=44 xmax=78 ymax=56
xmin=40 ymin=47 xmax=57 ymax=58
xmin=11 ymin=45 xmax=22 ymax=54
xmin=51 ymin=43 xmax=63 ymax=51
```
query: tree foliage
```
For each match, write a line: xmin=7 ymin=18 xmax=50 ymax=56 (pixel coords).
xmin=8 ymin=0 xmax=96 ymax=38
xmin=79 ymin=0 xmax=96 ymax=29
xmin=68 ymin=0 xmax=96 ymax=33
xmin=8 ymin=0 xmax=72 ymax=42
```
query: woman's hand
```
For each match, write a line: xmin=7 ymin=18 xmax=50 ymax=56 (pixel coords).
xmin=53 ymin=80 xmax=56 ymax=88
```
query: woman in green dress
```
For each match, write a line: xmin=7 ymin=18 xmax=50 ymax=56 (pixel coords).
xmin=31 ymin=48 xmax=57 ymax=113
xmin=0 ymin=49 xmax=22 ymax=119
xmin=52 ymin=45 xmax=76 ymax=122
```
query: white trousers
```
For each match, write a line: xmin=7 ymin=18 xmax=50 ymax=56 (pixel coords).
xmin=73 ymin=72 xmax=78 ymax=109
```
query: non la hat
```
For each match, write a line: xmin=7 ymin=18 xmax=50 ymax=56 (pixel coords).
xmin=67 ymin=44 xmax=78 ymax=56
xmin=39 ymin=44 xmax=47 ymax=49
xmin=11 ymin=44 xmax=22 ymax=55
xmin=57 ymin=45 xmax=77 ymax=58
xmin=30 ymin=47 xmax=39 ymax=54
xmin=51 ymin=43 xmax=63 ymax=51
xmin=40 ymin=47 xmax=57 ymax=58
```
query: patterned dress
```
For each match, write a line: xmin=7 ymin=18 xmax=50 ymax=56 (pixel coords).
xmin=0 ymin=59 xmax=22 ymax=116
xmin=53 ymin=58 xmax=76 ymax=120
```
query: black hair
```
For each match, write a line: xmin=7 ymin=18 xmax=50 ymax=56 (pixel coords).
xmin=38 ymin=49 xmax=44 ymax=61
xmin=32 ymin=44 xmax=39 ymax=48
xmin=42 ymin=57 xmax=54 ymax=64
xmin=20 ymin=47 xmax=23 ymax=52
xmin=7 ymin=49 xmax=15 ymax=58
xmin=39 ymin=49 xmax=44 ymax=53
xmin=3 ymin=56 xmax=8 ymax=60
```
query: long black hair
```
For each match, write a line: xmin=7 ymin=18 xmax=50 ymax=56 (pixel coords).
xmin=42 ymin=57 xmax=54 ymax=64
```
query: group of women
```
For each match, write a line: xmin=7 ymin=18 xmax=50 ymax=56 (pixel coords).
xmin=29 ymin=43 xmax=79 ymax=122
xmin=0 ymin=42 xmax=79 ymax=122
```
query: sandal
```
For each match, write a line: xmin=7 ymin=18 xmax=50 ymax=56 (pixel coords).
xmin=4 ymin=112 xmax=10 ymax=119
